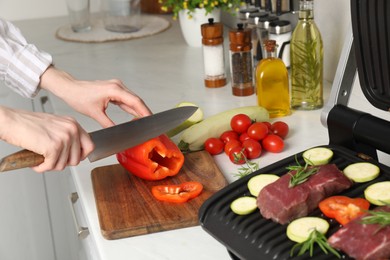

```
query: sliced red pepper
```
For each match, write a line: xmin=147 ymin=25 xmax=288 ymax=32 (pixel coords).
xmin=116 ymin=134 xmax=185 ymax=181
xmin=319 ymin=196 xmax=370 ymax=225
xmin=151 ymin=181 xmax=203 ymax=203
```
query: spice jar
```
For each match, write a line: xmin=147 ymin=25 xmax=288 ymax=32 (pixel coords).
xmin=229 ymin=23 xmax=255 ymax=96
xmin=256 ymin=15 xmax=278 ymax=61
xmin=201 ymin=18 xmax=227 ymax=88
xmin=269 ymin=20 xmax=291 ymax=68
xmin=238 ymin=7 xmax=260 ymax=25
xmin=247 ymin=12 xmax=268 ymax=65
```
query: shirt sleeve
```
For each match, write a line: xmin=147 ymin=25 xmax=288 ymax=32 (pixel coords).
xmin=0 ymin=18 xmax=53 ymax=98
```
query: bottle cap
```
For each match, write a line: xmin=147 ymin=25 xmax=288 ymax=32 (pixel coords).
xmin=257 ymin=15 xmax=279 ymax=29
xmin=201 ymin=18 xmax=224 ymax=45
xmin=247 ymin=12 xmax=269 ymax=25
xmin=229 ymin=23 xmax=252 ymax=51
xmin=263 ymin=39 xmax=277 ymax=52
xmin=238 ymin=7 xmax=260 ymax=20
xmin=269 ymin=20 xmax=291 ymax=34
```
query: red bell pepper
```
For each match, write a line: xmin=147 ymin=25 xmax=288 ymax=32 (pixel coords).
xmin=151 ymin=181 xmax=203 ymax=203
xmin=116 ymin=134 xmax=185 ymax=181
xmin=319 ymin=196 xmax=370 ymax=225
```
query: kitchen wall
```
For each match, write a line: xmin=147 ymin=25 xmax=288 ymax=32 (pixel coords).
xmin=0 ymin=0 xmax=350 ymax=83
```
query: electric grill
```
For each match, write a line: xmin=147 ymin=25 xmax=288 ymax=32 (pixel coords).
xmin=198 ymin=0 xmax=390 ymax=259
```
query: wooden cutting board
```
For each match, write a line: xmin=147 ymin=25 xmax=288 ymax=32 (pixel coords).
xmin=91 ymin=151 xmax=228 ymax=240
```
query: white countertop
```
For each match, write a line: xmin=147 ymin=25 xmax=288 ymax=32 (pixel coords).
xmin=14 ymin=15 xmax=337 ymax=260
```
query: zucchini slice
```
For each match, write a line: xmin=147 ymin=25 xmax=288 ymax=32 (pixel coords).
xmin=286 ymin=217 xmax=329 ymax=243
xmin=247 ymin=174 xmax=280 ymax=197
xmin=230 ymin=196 xmax=258 ymax=215
xmin=364 ymin=181 xmax=390 ymax=206
xmin=343 ymin=162 xmax=380 ymax=183
xmin=302 ymin=147 xmax=333 ymax=166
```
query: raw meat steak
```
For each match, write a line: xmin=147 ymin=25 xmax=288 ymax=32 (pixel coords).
xmin=257 ymin=164 xmax=352 ymax=224
xmin=328 ymin=206 xmax=390 ymax=260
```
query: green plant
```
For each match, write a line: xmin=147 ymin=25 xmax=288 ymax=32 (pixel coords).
xmin=159 ymin=0 xmax=244 ymax=19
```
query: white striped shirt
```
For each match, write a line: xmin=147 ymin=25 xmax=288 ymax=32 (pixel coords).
xmin=0 ymin=18 xmax=52 ymax=98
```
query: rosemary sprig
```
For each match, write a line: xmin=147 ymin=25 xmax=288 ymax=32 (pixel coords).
xmin=360 ymin=209 xmax=390 ymax=233
xmin=287 ymin=157 xmax=319 ymax=188
xmin=232 ymin=151 xmax=259 ymax=178
xmin=290 ymin=229 xmax=341 ymax=258
xmin=234 ymin=160 xmax=259 ymax=178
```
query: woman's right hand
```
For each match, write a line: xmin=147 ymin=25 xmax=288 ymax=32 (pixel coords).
xmin=0 ymin=105 xmax=94 ymax=173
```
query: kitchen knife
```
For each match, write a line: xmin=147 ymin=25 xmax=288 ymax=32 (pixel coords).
xmin=0 ymin=106 xmax=198 ymax=172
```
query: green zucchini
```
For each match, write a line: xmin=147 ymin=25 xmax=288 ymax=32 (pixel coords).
xmin=302 ymin=147 xmax=333 ymax=166
xmin=286 ymin=217 xmax=329 ymax=243
xmin=166 ymin=102 xmax=203 ymax=138
xmin=343 ymin=162 xmax=380 ymax=183
xmin=364 ymin=181 xmax=390 ymax=206
xmin=230 ymin=196 xmax=258 ymax=215
xmin=247 ymin=174 xmax=279 ymax=197
xmin=178 ymin=106 xmax=269 ymax=152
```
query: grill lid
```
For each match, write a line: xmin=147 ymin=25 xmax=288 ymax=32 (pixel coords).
xmin=352 ymin=0 xmax=390 ymax=111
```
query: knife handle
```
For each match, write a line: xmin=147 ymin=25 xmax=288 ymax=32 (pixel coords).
xmin=0 ymin=149 xmax=44 ymax=172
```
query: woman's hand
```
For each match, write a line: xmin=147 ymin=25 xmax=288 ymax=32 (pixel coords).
xmin=39 ymin=66 xmax=152 ymax=128
xmin=0 ymin=106 xmax=94 ymax=173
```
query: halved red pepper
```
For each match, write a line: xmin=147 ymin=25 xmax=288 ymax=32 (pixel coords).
xmin=116 ymin=134 xmax=185 ymax=181
xmin=151 ymin=181 xmax=203 ymax=203
xmin=319 ymin=196 xmax=370 ymax=225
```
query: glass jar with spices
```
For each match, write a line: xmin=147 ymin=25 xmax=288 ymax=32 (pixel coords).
xmin=201 ymin=18 xmax=227 ymax=88
xmin=229 ymin=23 xmax=255 ymax=96
xmin=256 ymin=15 xmax=278 ymax=62
xmin=247 ymin=12 xmax=268 ymax=64
xmin=256 ymin=39 xmax=290 ymax=117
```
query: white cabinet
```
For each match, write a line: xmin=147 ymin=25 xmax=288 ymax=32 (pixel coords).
xmin=44 ymin=169 xmax=91 ymax=260
xmin=0 ymin=86 xmax=55 ymax=260
xmin=34 ymin=91 xmax=93 ymax=260
xmin=0 ymin=86 xmax=91 ymax=260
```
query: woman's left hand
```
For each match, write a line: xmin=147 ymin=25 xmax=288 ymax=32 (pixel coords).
xmin=39 ymin=66 xmax=152 ymax=128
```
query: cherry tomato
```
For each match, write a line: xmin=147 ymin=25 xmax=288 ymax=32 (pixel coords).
xmin=228 ymin=146 xmax=248 ymax=164
xmin=242 ymin=138 xmax=262 ymax=159
xmin=247 ymin=122 xmax=269 ymax=141
xmin=220 ymin=130 xmax=239 ymax=144
xmin=262 ymin=121 xmax=272 ymax=132
xmin=262 ymin=134 xmax=284 ymax=153
xmin=239 ymin=132 xmax=251 ymax=143
xmin=271 ymin=121 xmax=289 ymax=139
xmin=204 ymin=137 xmax=224 ymax=155
xmin=230 ymin=114 xmax=252 ymax=134
xmin=224 ymin=139 xmax=242 ymax=155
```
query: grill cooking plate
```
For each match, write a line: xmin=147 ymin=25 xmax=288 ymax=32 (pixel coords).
xmin=199 ymin=145 xmax=390 ymax=260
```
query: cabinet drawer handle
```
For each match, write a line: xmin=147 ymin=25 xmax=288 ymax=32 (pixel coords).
xmin=39 ymin=95 xmax=55 ymax=114
xmin=69 ymin=192 xmax=89 ymax=239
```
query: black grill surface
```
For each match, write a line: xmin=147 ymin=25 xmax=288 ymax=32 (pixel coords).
xmin=199 ymin=145 xmax=390 ymax=260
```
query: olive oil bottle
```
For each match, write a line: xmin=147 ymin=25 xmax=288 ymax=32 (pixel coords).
xmin=256 ymin=40 xmax=290 ymax=118
xmin=290 ymin=0 xmax=323 ymax=110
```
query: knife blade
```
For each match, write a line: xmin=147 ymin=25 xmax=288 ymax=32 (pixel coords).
xmin=0 ymin=106 xmax=197 ymax=172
